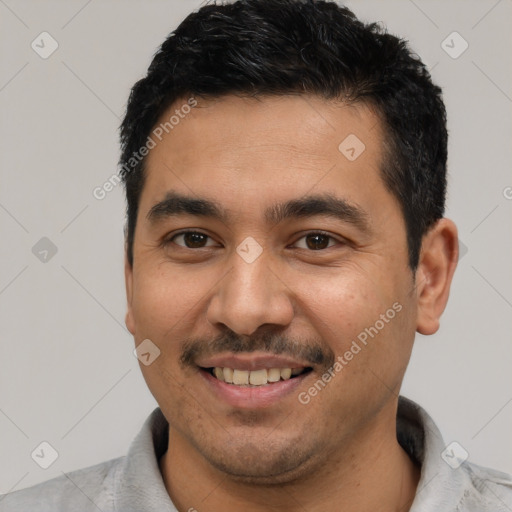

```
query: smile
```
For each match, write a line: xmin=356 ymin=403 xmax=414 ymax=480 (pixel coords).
xmin=206 ymin=366 xmax=313 ymax=386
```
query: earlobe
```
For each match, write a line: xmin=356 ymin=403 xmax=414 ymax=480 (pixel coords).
xmin=124 ymin=249 xmax=136 ymax=335
xmin=415 ymin=218 xmax=459 ymax=335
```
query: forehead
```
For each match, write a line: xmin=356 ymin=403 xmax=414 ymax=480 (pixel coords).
xmin=140 ymin=94 xmax=389 ymax=220
xmin=150 ymin=94 xmax=382 ymax=163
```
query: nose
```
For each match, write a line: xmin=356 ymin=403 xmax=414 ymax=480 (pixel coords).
xmin=206 ymin=251 xmax=295 ymax=337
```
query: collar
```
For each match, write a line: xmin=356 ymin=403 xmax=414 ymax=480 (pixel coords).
xmin=113 ymin=396 xmax=465 ymax=511
xmin=397 ymin=396 xmax=467 ymax=510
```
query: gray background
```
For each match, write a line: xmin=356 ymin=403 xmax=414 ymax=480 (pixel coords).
xmin=1 ymin=0 xmax=511 ymax=494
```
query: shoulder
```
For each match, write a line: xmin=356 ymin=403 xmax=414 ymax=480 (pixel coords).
xmin=0 ymin=456 xmax=122 ymax=512
xmin=397 ymin=396 xmax=512 ymax=511
xmin=459 ymin=460 xmax=512 ymax=511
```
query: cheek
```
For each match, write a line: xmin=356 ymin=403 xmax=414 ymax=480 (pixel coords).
xmin=295 ymin=267 xmax=387 ymax=344
xmin=131 ymin=263 xmax=213 ymax=337
xmin=295 ymin=272 xmax=415 ymax=414
xmin=294 ymin=264 xmax=414 ymax=375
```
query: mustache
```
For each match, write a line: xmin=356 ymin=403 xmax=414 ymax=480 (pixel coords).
xmin=179 ymin=329 xmax=335 ymax=371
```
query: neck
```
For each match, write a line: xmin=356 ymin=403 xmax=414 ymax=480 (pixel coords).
xmin=159 ymin=405 xmax=421 ymax=512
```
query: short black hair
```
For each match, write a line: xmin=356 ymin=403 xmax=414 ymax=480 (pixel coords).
xmin=119 ymin=0 xmax=447 ymax=270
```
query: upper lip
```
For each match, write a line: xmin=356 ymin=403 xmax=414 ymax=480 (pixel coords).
xmin=196 ymin=352 xmax=312 ymax=371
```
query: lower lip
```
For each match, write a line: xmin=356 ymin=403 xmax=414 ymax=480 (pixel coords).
xmin=199 ymin=368 xmax=311 ymax=409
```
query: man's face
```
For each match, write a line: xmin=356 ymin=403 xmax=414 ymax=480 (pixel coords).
xmin=125 ymin=95 xmax=419 ymax=483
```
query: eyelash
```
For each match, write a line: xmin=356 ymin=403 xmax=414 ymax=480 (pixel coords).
xmin=164 ymin=230 xmax=343 ymax=251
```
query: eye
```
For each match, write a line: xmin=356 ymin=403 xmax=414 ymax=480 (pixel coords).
xmin=165 ymin=230 xmax=342 ymax=251
xmin=292 ymin=231 xmax=341 ymax=251
xmin=167 ymin=231 xmax=218 ymax=249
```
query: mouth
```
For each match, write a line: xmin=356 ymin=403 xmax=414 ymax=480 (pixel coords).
xmin=201 ymin=366 xmax=314 ymax=386
xmin=195 ymin=353 xmax=317 ymax=408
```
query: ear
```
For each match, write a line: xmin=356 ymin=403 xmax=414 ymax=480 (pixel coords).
xmin=415 ymin=218 xmax=459 ymax=335
xmin=124 ymin=246 xmax=136 ymax=336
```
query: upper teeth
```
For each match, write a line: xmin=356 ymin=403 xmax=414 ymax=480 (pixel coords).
xmin=212 ymin=367 xmax=304 ymax=386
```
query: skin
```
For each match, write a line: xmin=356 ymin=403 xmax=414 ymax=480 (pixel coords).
xmin=125 ymin=94 xmax=459 ymax=511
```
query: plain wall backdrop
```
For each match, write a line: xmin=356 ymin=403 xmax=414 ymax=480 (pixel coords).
xmin=1 ymin=0 xmax=511 ymax=494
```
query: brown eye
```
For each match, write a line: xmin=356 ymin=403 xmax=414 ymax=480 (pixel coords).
xmin=170 ymin=231 xmax=216 ymax=249
xmin=293 ymin=232 xmax=338 ymax=251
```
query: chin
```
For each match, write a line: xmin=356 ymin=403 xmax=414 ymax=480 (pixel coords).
xmin=199 ymin=437 xmax=321 ymax=485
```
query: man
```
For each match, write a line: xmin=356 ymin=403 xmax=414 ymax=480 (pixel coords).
xmin=2 ymin=0 xmax=511 ymax=510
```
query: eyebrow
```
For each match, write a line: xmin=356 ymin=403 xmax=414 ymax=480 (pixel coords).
xmin=147 ymin=191 xmax=371 ymax=233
